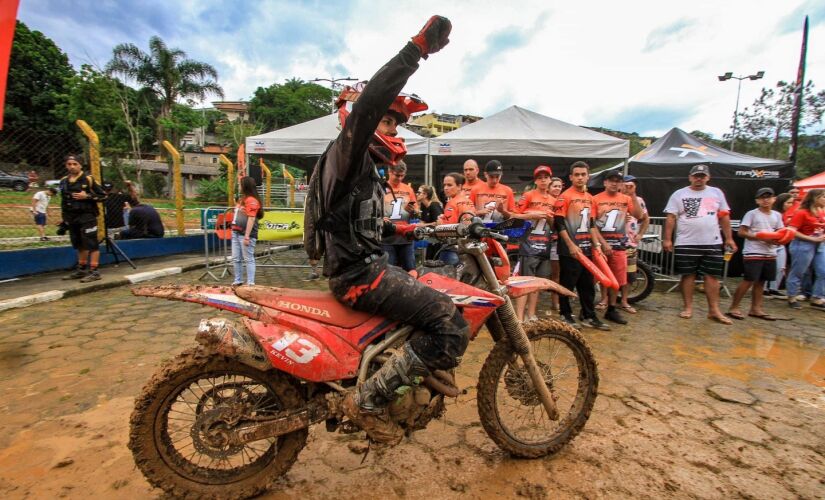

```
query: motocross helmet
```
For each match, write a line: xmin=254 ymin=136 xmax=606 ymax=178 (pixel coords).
xmin=336 ymin=82 xmax=428 ymax=166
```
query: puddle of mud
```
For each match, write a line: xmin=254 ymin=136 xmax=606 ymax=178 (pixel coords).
xmin=672 ymin=330 xmax=825 ymax=388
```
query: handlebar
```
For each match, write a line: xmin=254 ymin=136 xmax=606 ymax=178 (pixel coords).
xmin=415 ymin=222 xmax=509 ymax=243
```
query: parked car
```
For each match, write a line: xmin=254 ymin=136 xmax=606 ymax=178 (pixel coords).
xmin=0 ymin=169 xmax=30 ymax=191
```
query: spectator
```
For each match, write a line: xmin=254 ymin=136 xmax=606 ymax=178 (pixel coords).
xmin=621 ymin=175 xmax=649 ymax=312
xmin=117 ymin=182 xmax=164 ymax=240
xmin=28 ymin=170 xmax=39 ymax=187
xmin=509 ymin=165 xmax=557 ymax=322
xmin=470 ymin=160 xmax=516 ymax=222
xmin=727 ymin=188 xmax=784 ymax=320
xmin=59 ymin=154 xmax=107 ymax=282
xmin=102 ymin=181 xmax=131 ymax=231
xmin=417 ymin=184 xmax=444 ymax=260
xmin=554 ymin=161 xmax=610 ymax=330
xmin=593 ymin=171 xmax=643 ymax=324
xmin=382 ymin=161 xmax=418 ymax=271
xmin=663 ymin=164 xmax=737 ymax=325
xmin=787 ymin=187 xmax=802 ymax=215
xmin=461 ymin=159 xmax=482 ymax=198
xmin=230 ymin=176 xmax=263 ymax=286
xmin=785 ymin=188 xmax=825 ymax=310
xmin=31 ymin=186 xmax=57 ymax=241
xmin=546 ymin=177 xmax=564 ymax=311
xmin=438 ymin=172 xmax=475 ymax=265
xmin=765 ymin=193 xmax=795 ymax=296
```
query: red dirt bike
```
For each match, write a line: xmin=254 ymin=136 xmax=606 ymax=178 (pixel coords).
xmin=129 ymin=220 xmax=599 ymax=499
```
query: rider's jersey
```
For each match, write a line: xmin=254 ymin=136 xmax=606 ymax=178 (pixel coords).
xmin=460 ymin=177 xmax=482 ymax=198
xmin=382 ymin=181 xmax=417 ymax=245
xmin=442 ymin=193 xmax=475 ymax=224
xmin=554 ymin=186 xmax=596 ymax=256
xmin=470 ymin=182 xmax=515 ymax=222
xmin=315 ymin=42 xmax=422 ymax=277
xmin=593 ymin=191 xmax=635 ymax=250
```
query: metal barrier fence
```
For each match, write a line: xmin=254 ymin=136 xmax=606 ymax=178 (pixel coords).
xmin=199 ymin=206 xmax=309 ymax=282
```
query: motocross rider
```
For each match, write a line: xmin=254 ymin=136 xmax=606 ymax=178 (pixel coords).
xmin=308 ymin=16 xmax=469 ymax=445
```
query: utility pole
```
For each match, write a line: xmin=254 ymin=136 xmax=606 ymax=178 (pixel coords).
xmin=717 ymin=71 xmax=765 ymax=151
xmin=311 ymin=77 xmax=359 ymax=111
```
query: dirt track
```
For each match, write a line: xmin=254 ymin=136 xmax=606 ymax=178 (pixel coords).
xmin=0 ymin=266 xmax=823 ymax=499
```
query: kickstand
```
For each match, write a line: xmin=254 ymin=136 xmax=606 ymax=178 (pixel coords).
xmin=360 ymin=440 xmax=372 ymax=464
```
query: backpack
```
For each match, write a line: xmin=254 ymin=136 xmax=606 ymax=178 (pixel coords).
xmin=303 ymin=162 xmax=325 ymax=261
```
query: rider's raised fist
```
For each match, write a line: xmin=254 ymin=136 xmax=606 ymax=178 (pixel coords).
xmin=412 ymin=15 xmax=451 ymax=59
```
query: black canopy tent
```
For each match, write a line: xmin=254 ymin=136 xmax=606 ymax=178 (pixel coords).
xmin=589 ymin=128 xmax=794 ymax=218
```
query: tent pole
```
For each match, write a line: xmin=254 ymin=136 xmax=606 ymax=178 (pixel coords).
xmin=622 ymin=156 xmax=629 ymax=177
xmin=425 ymin=140 xmax=432 ymax=185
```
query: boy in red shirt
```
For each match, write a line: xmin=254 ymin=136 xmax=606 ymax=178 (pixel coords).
xmin=510 ymin=165 xmax=557 ymax=321
xmin=593 ymin=171 xmax=642 ymax=324
xmin=470 ymin=160 xmax=515 ymax=222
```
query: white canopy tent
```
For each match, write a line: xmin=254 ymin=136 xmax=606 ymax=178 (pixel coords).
xmin=427 ymin=105 xmax=630 ymax=186
xmin=245 ymin=113 xmax=427 ymax=171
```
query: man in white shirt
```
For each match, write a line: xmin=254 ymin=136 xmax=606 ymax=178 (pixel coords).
xmin=663 ymin=164 xmax=737 ymax=325
xmin=31 ymin=187 xmax=57 ymax=241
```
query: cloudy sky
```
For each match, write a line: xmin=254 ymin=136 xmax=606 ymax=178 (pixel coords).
xmin=17 ymin=0 xmax=825 ymax=138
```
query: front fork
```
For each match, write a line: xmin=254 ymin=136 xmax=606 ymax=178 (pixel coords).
xmin=468 ymin=243 xmax=560 ymax=420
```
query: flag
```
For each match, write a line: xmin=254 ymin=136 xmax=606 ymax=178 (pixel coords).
xmin=788 ymin=16 xmax=808 ymax=166
xmin=0 ymin=0 xmax=21 ymax=130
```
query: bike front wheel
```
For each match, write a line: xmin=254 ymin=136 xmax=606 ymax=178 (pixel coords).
xmin=476 ymin=319 xmax=598 ymax=458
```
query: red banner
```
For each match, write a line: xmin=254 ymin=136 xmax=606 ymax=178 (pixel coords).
xmin=0 ymin=0 xmax=20 ymax=130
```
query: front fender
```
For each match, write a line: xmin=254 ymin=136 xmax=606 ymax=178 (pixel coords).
xmin=506 ymin=276 xmax=577 ymax=298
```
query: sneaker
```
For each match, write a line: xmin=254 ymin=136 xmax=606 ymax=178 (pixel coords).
xmin=811 ymin=299 xmax=825 ymax=310
xmin=79 ymin=270 xmax=101 ymax=283
xmin=303 ymin=271 xmax=321 ymax=281
xmin=582 ymin=317 xmax=611 ymax=331
xmin=604 ymin=308 xmax=628 ymax=325
xmin=63 ymin=268 xmax=88 ymax=280
xmin=794 ymin=295 xmax=807 ymax=302
xmin=788 ymin=300 xmax=802 ymax=310
xmin=560 ymin=315 xmax=579 ymax=328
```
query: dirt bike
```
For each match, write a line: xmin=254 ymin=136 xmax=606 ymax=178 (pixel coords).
xmin=128 ymin=220 xmax=599 ymax=499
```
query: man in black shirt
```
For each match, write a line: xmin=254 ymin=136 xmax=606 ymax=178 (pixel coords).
xmin=59 ymin=155 xmax=107 ymax=282
xmin=307 ymin=16 xmax=467 ymax=445
xmin=118 ymin=183 xmax=164 ymax=239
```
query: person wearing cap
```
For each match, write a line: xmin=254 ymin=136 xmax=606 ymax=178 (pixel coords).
xmin=509 ymin=165 xmax=557 ymax=322
xmin=663 ymin=163 xmax=737 ymax=325
xmin=461 ymin=159 xmax=482 ymax=198
xmin=31 ymin=186 xmax=58 ymax=241
xmin=726 ymin=187 xmax=784 ymax=320
xmin=593 ymin=171 xmax=643 ymax=324
xmin=621 ymin=175 xmax=649 ymax=313
xmin=469 ymin=160 xmax=516 ymax=222
xmin=554 ymin=161 xmax=610 ymax=330
xmin=58 ymin=154 xmax=107 ymax=282
xmin=381 ymin=161 xmax=419 ymax=271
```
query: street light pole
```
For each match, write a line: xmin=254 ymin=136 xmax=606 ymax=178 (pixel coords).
xmin=311 ymin=77 xmax=359 ymax=112
xmin=718 ymin=71 xmax=765 ymax=151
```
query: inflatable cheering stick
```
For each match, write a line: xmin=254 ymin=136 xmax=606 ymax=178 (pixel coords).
xmin=590 ymin=249 xmax=621 ymax=290
xmin=575 ymin=252 xmax=615 ymax=290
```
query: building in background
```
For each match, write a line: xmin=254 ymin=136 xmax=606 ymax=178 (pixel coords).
xmin=408 ymin=113 xmax=482 ymax=137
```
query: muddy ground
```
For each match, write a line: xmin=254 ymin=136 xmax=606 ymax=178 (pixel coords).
xmin=0 ymin=264 xmax=823 ymax=499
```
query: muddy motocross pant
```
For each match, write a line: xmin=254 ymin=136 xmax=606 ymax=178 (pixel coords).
xmin=329 ymin=254 xmax=469 ymax=371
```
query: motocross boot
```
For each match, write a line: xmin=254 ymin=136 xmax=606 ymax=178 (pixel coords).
xmin=343 ymin=343 xmax=430 ymax=445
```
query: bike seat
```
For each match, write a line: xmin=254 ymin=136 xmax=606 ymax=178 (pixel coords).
xmin=234 ymin=286 xmax=373 ymax=328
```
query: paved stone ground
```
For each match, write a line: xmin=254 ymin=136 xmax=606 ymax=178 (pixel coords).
xmin=0 ymin=253 xmax=823 ymax=499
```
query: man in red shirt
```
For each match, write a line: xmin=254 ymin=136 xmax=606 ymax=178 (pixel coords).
xmin=382 ymin=161 xmax=419 ymax=270
xmin=461 ymin=159 xmax=482 ymax=197
xmin=510 ymin=165 xmax=557 ymax=321
xmin=593 ymin=171 xmax=642 ymax=324
xmin=554 ymin=161 xmax=609 ymax=330
xmin=470 ymin=160 xmax=515 ymax=222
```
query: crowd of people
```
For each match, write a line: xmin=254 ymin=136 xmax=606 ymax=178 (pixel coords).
xmin=365 ymin=157 xmax=823 ymax=330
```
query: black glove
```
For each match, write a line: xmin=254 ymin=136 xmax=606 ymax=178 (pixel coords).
xmin=412 ymin=15 xmax=451 ymax=59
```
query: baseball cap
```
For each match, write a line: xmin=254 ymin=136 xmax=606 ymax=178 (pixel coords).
xmin=604 ymin=170 xmax=623 ymax=180
xmin=755 ymin=187 xmax=775 ymax=198
xmin=533 ymin=165 xmax=553 ymax=178
xmin=689 ymin=164 xmax=710 ymax=176
xmin=623 ymin=174 xmax=637 ymax=183
xmin=485 ymin=160 xmax=503 ymax=174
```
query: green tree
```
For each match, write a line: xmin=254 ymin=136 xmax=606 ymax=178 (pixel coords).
xmin=249 ymin=78 xmax=333 ymax=131
xmin=105 ymin=36 xmax=225 ymax=162
xmin=735 ymin=80 xmax=825 ymax=159
xmin=157 ymin=103 xmax=208 ymax=145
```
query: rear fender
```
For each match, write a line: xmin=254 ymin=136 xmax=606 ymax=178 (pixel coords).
xmin=195 ymin=318 xmax=272 ymax=371
xmin=506 ymin=276 xmax=577 ymax=298
xmin=132 ymin=285 xmax=265 ymax=320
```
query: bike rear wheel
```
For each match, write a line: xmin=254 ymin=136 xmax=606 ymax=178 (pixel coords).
xmin=129 ymin=348 xmax=308 ymax=499
xmin=477 ymin=319 xmax=598 ymax=458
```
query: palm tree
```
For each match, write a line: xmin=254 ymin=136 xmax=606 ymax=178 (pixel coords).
xmin=106 ymin=36 xmax=225 ymax=170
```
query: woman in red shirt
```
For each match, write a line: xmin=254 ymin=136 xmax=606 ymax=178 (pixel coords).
xmin=231 ymin=176 xmax=263 ymax=286
xmin=786 ymin=189 xmax=825 ymax=309
xmin=437 ymin=172 xmax=474 ymax=264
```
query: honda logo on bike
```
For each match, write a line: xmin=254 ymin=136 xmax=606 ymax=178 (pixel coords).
xmin=277 ymin=300 xmax=331 ymax=318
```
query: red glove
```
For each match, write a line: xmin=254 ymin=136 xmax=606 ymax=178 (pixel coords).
xmin=394 ymin=223 xmax=418 ymax=240
xmin=412 ymin=15 xmax=451 ymax=59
